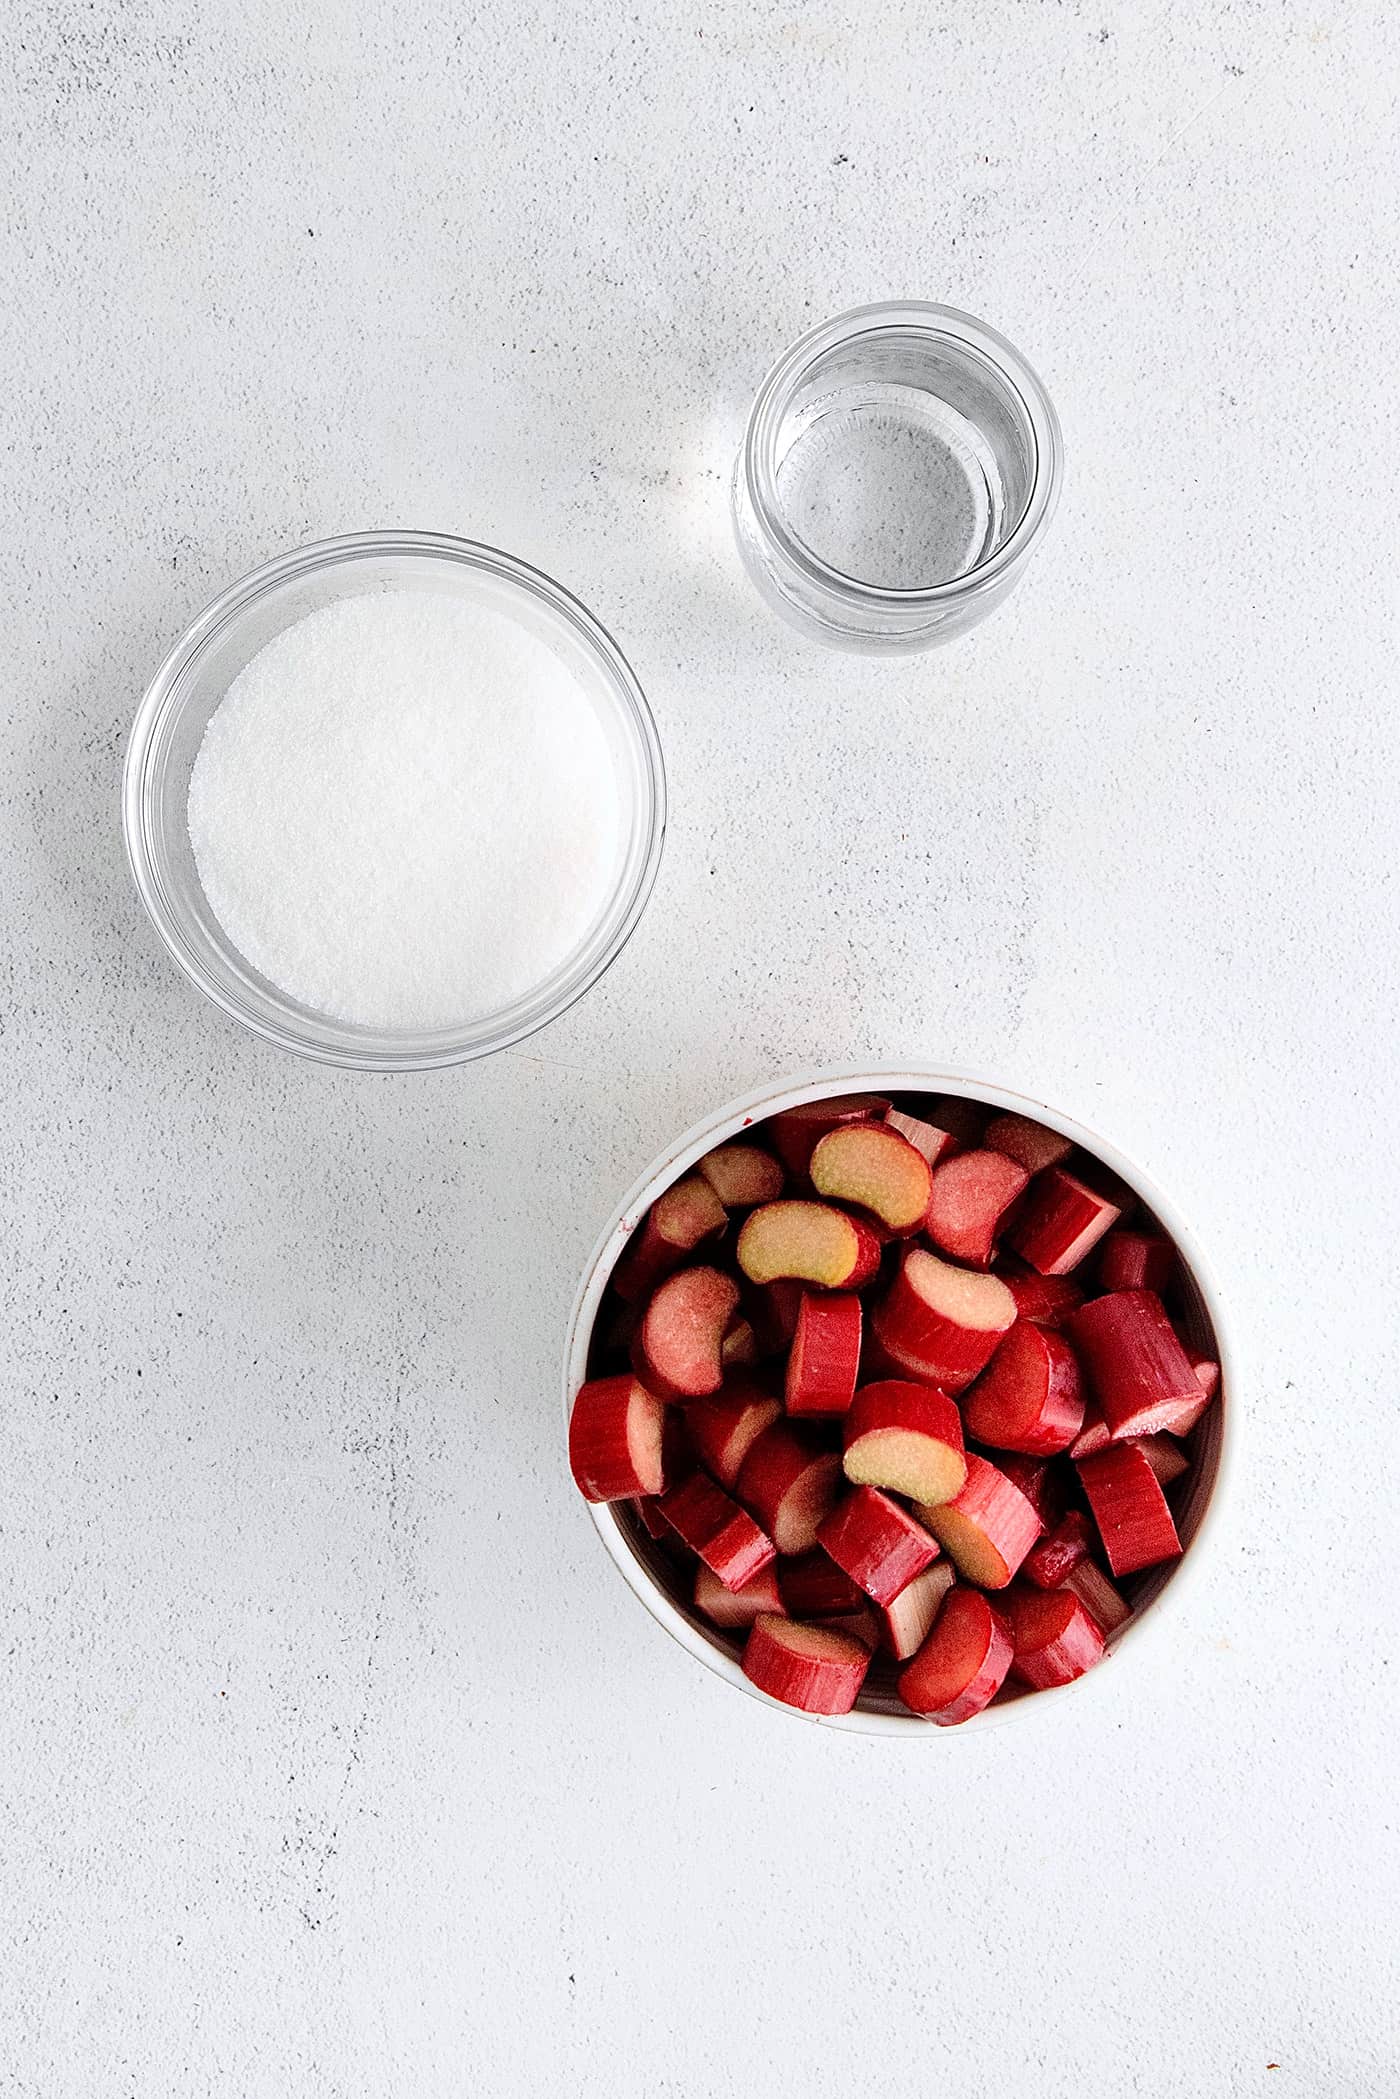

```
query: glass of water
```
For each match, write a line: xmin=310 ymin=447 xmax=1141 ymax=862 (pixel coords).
xmin=732 ymin=302 xmax=1062 ymax=652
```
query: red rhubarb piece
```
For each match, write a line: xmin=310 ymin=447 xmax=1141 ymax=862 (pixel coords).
xmin=660 ymin=1473 xmax=777 ymax=1591
xmin=963 ymin=1321 xmax=1086 ymax=1456
xmin=842 ymin=1380 xmax=967 ymax=1507
xmin=1005 ymin=1584 xmax=1106 ymax=1688
xmin=693 ymin=1559 xmax=784 ymax=1629
xmin=685 ymin=1382 xmax=782 ymax=1489
xmin=736 ymin=1200 xmax=881 ymax=1289
xmin=720 ymin=1316 xmax=759 ymax=1369
xmin=1061 ymin=1558 xmax=1130 ymax=1632
xmin=1097 ymin=1229 xmax=1175 ymax=1294
xmin=633 ymin=1494 xmax=673 ymax=1542
xmin=810 ymin=1122 xmax=933 ymax=1233
xmin=875 ymin=1560 xmax=956 ymax=1660
xmin=816 ymin=1486 xmax=941 ymax=1607
xmin=1076 ymin=1443 xmax=1183 ymax=1577
xmin=568 ymin=1375 xmax=668 ymax=1502
xmin=869 ymin=1247 xmax=1017 ymax=1393
xmin=735 ymin=1422 xmax=844 ymax=1556
xmin=778 ymin=1551 xmax=867 ymax=1619
xmin=883 ymin=1106 xmax=960 ymax=1170
xmin=983 ymin=1112 xmax=1073 ymax=1176
xmin=748 ymin=1278 xmax=805 ymax=1355
xmin=995 ymin=1260 xmax=1085 ymax=1327
xmin=1188 ymin=1350 xmax=1221 ymax=1398
xmin=1022 ymin=1509 xmax=1093 ymax=1589
xmin=898 ymin=1586 xmax=1013 ymax=1723
xmin=634 ymin=1265 xmax=742 ymax=1401
xmin=785 ymin=1291 xmax=862 ymax=1417
xmin=1066 ymin=1288 xmax=1202 ymax=1438
xmin=1131 ymin=1432 xmax=1190 ymax=1486
xmin=924 ymin=1149 xmax=1029 ymax=1267
xmin=1005 ymin=1166 xmax=1122 ymax=1276
xmin=766 ymin=1095 xmax=891 ymax=1178
xmin=917 ymin=1453 xmax=1042 ymax=1589
xmin=741 ymin=1613 xmax=871 ymax=1715
xmin=698 ymin=1142 xmax=785 ymax=1209
xmin=611 ymin=1174 xmax=727 ymax=1302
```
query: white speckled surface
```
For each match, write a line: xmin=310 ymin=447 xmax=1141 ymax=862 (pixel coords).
xmin=2 ymin=3 xmax=1397 ymax=2092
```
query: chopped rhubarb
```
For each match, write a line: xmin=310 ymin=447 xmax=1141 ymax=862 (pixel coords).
xmin=693 ymin=1559 xmax=784 ymax=1629
xmin=1061 ymin=1558 xmax=1130 ymax=1632
xmin=842 ymin=1380 xmax=967 ymax=1507
xmin=1022 ymin=1509 xmax=1092 ymax=1589
xmin=720 ymin=1316 xmax=759 ymax=1368
xmin=632 ymin=1495 xmax=673 ymax=1542
xmin=735 ymin=1422 xmax=843 ymax=1555
xmin=962 ymin=1321 xmax=1086 ymax=1455
xmin=685 ymin=1382 xmax=782 ymax=1489
xmin=983 ymin=1112 xmax=1073 ymax=1176
xmin=917 ymin=1453 xmax=1042 ymax=1589
xmin=1188 ymin=1349 xmax=1221 ymax=1398
xmin=883 ymin=1106 xmax=960 ymax=1170
xmin=778 ymin=1551 xmax=867 ymax=1619
xmin=1004 ymin=1166 xmax=1122 ymax=1276
xmin=748 ymin=1278 xmax=805 ymax=1355
xmin=766 ymin=1095 xmax=891 ymax=1178
xmin=869 ymin=1247 xmax=1017 ymax=1393
xmin=785 ymin=1291 xmax=862 ymax=1416
xmin=809 ymin=1122 xmax=933 ymax=1233
xmin=569 ymin=1375 xmax=668 ymax=1502
xmin=741 ymin=1613 xmax=871 ymax=1715
xmin=698 ymin=1142 xmax=785 ymax=1209
xmin=1076 ymin=1443 xmax=1183 ymax=1577
xmin=994 ymin=1454 xmax=1065 ymax=1529
xmin=611 ymin=1173 xmax=727 ymax=1301
xmin=816 ymin=1486 xmax=941 ymax=1606
xmin=1066 ymin=1288 xmax=1203 ymax=1438
xmin=1097 ymin=1229 xmax=1175 ymax=1294
xmin=1131 ymin=1432 xmax=1190 ymax=1487
xmin=923 ymin=1149 xmax=1029 ymax=1267
xmin=875 ymin=1560 xmax=956 ymax=1660
xmin=995 ymin=1260 xmax=1085 ymax=1327
xmin=1005 ymin=1584 xmax=1105 ymax=1688
xmin=897 ymin=1586 xmax=1013 ymax=1724
xmin=660 ymin=1473 xmax=777 ymax=1591
xmin=736 ymin=1200 xmax=881 ymax=1289
xmin=634 ymin=1265 xmax=741 ymax=1400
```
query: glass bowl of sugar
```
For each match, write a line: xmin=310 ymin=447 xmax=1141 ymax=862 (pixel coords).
xmin=123 ymin=532 xmax=666 ymax=1069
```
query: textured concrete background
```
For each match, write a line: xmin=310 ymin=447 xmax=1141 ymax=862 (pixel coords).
xmin=2 ymin=2 xmax=1397 ymax=2093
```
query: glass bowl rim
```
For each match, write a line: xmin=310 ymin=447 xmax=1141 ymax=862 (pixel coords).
xmin=121 ymin=529 xmax=667 ymax=1072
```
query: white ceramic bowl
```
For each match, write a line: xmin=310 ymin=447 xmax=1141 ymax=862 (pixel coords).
xmin=563 ymin=1067 xmax=1235 ymax=1735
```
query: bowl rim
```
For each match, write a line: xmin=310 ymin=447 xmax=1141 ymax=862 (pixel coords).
xmin=563 ymin=1064 xmax=1238 ymax=1737
xmin=121 ymin=528 xmax=667 ymax=1072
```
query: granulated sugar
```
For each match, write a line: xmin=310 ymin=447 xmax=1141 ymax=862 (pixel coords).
xmin=186 ymin=590 xmax=622 ymax=1030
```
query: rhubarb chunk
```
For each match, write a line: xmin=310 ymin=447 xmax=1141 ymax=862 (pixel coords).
xmin=778 ymin=1551 xmax=867 ymax=1619
xmin=816 ymin=1486 xmax=941 ymax=1607
xmin=924 ymin=1149 xmax=1030 ymax=1267
xmin=785 ymin=1291 xmax=862 ymax=1416
xmin=1004 ymin=1166 xmax=1122 ymax=1275
xmin=741 ymin=1614 xmax=871 ymax=1715
xmin=766 ymin=1095 xmax=890 ymax=1178
xmin=694 ymin=1559 xmax=785 ymax=1629
xmin=1066 ymin=1288 xmax=1203 ymax=1438
xmin=568 ymin=1375 xmax=668 ymax=1502
xmin=1097 ymin=1229 xmax=1175 ymax=1295
xmin=735 ymin=1422 xmax=843 ymax=1555
xmin=983 ymin=1112 xmax=1074 ymax=1176
xmin=916 ymin=1453 xmax=1042 ymax=1589
xmin=698 ymin=1142 xmax=785 ymax=1209
xmin=875 ymin=1560 xmax=957 ymax=1660
xmin=611 ymin=1173 xmax=727 ymax=1302
xmin=995 ymin=1260 xmax=1085 ymax=1328
xmin=883 ymin=1106 xmax=960 ymax=1170
xmin=1005 ymin=1584 xmax=1105 ymax=1689
xmin=1061 ymin=1558 xmax=1130 ymax=1632
xmin=963 ymin=1321 xmax=1086 ymax=1456
xmin=1022 ymin=1509 xmax=1092 ymax=1590
xmin=1076 ymin=1442 xmax=1182 ymax=1577
xmin=842 ymin=1380 xmax=967 ymax=1507
xmin=634 ymin=1265 xmax=741 ymax=1400
xmin=660 ymin=1472 xmax=777 ymax=1591
xmin=869 ymin=1248 xmax=1017 ymax=1394
xmin=898 ymin=1586 xmax=1013 ymax=1724
xmin=685 ymin=1382 xmax=782 ymax=1489
xmin=810 ymin=1122 xmax=933 ymax=1233
xmin=736 ymin=1201 xmax=881 ymax=1289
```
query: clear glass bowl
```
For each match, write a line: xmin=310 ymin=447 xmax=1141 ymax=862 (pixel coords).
xmin=123 ymin=532 xmax=666 ymax=1071
xmin=733 ymin=303 xmax=1063 ymax=652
